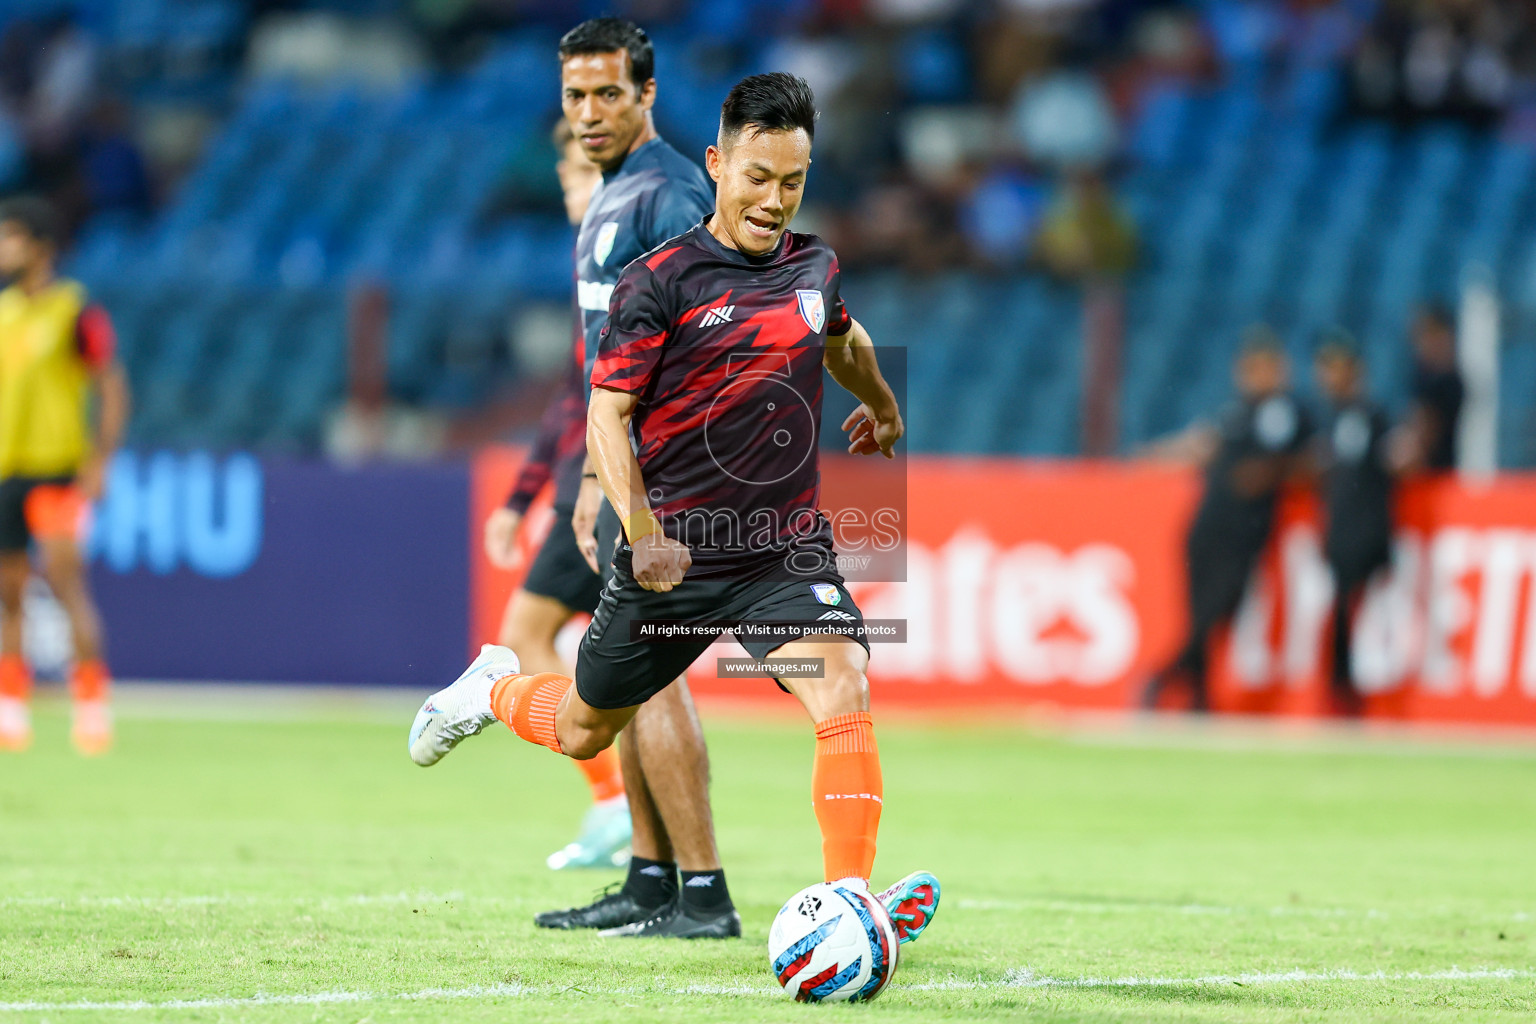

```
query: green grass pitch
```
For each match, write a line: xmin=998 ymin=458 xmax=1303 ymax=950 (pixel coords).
xmin=2 ymin=693 xmax=1535 ymax=1023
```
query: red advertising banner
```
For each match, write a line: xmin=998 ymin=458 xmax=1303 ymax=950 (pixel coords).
xmin=471 ymin=450 xmax=1536 ymax=724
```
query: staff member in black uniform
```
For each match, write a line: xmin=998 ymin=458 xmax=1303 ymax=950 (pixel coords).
xmin=1142 ymin=330 xmax=1313 ymax=712
xmin=1406 ymin=303 xmax=1464 ymax=472
xmin=1313 ymin=333 xmax=1396 ymax=716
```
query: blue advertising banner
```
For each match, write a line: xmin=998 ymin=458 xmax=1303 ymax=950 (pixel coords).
xmin=87 ymin=452 xmax=470 ymax=686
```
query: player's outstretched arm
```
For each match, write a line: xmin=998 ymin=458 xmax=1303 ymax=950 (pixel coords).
xmin=587 ymin=386 xmax=691 ymax=591
xmin=825 ymin=318 xmax=903 ymax=459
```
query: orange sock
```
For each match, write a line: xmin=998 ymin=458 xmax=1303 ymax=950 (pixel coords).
xmin=0 ymin=655 xmax=30 ymax=701
xmin=71 ymin=660 xmax=110 ymax=703
xmin=575 ymin=746 xmax=625 ymax=802
xmin=813 ymin=711 xmax=883 ymax=882
xmin=488 ymin=671 xmax=572 ymax=753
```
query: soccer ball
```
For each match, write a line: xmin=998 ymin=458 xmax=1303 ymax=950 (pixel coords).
xmin=768 ymin=882 xmax=899 ymax=1002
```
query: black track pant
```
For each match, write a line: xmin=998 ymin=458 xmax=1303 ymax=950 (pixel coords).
xmin=1156 ymin=534 xmax=1263 ymax=709
xmin=1326 ymin=540 xmax=1391 ymax=704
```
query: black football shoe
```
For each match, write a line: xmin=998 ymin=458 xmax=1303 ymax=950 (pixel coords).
xmin=534 ymin=884 xmax=662 ymax=930
xmin=597 ymin=897 xmax=742 ymax=939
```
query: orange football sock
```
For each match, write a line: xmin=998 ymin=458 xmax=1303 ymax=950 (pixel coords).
xmin=489 ymin=671 xmax=572 ymax=753
xmin=575 ymin=745 xmax=625 ymax=802
xmin=70 ymin=660 xmax=110 ymax=703
xmin=812 ymin=711 xmax=883 ymax=882
xmin=0 ymin=655 xmax=30 ymax=700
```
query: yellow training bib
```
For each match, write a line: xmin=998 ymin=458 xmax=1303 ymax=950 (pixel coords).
xmin=0 ymin=279 xmax=95 ymax=478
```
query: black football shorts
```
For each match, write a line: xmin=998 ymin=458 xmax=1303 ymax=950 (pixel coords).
xmin=0 ymin=475 xmax=79 ymax=553
xmin=574 ymin=556 xmax=870 ymax=710
xmin=520 ymin=503 xmax=603 ymax=615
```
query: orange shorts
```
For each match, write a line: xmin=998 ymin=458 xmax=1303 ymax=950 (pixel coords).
xmin=0 ymin=477 xmax=87 ymax=551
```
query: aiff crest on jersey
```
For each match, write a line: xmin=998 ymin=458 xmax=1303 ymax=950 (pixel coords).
xmin=796 ymin=289 xmax=824 ymax=333
xmin=594 ymin=222 xmax=619 ymax=266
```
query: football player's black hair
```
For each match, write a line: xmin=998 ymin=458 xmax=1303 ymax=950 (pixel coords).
xmin=0 ymin=195 xmax=60 ymax=247
xmin=719 ymin=72 xmax=817 ymax=144
xmin=557 ymin=17 xmax=654 ymax=88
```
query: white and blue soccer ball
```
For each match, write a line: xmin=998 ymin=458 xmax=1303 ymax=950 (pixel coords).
xmin=768 ymin=882 xmax=899 ymax=1002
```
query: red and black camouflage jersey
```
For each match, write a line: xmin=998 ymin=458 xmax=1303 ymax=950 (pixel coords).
xmin=591 ymin=221 xmax=853 ymax=580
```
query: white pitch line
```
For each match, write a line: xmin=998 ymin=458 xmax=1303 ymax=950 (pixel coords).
xmin=956 ymin=897 xmax=1381 ymax=918
xmin=2 ymin=966 xmax=1531 ymax=1012
xmin=910 ymin=966 xmax=1536 ymax=991
xmin=0 ymin=890 xmax=466 ymax=908
xmin=955 ymin=897 xmax=1536 ymax=923
xmin=6 ymin=892 xmax=1529 ymax=925
xmin=0 ymin=984 xmax=531 ymax=1013
xmin=0 ymin=891 xmax=468 ymax=909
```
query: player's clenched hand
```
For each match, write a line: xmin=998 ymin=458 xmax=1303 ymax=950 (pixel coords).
xmin=572 ymin=476 xmax=603 ymax=573
xmin=483 ymin=508 xmax=523 ymax=571
xmin=841 ymin=403 xmax=904 ymax=459
xmin=631 ymin=533 xmax=691 ymax=592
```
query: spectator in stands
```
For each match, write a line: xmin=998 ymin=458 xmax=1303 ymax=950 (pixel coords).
xmin=1034 ymin=169 xmax=1137 ymax=281
xmin=1404 ymin=303 xmax=1464 ymax=472
xmin=1313 ymin=332 xmax=1396 ymax=717
xmin=80 ymin=98 xmax=151 ymax=217
xmin=1140 ymin=329 xmax=1312 ymax=712
xmin=0 ymin=13 xmax=123 ymax=231
xmin=1012 ymin=65 xmax=1118 ymax=169
xmin=1351 ymin=0 xmax=1522 ymax=128
xmin=959 ymin=164 xmax=1047 ymax=268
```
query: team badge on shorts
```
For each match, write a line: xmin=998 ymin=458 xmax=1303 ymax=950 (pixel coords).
xmin=796 ymin=289 xmax=825 ymax=333
xmin=594 ymin=222 xmax=619 ymax=266
xmin=811 ymin=583 xmax=842 ymax=606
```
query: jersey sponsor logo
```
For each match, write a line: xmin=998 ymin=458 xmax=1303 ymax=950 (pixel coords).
xmin=796 ymin=289 xmax=825 ymax=333
xmin=684 ymin=874 xmax=717 ymax=887
xmin=698 ymin=305 xmax=735 ymax=327
xmin=811 ymin=582 xmax=842 ymax=606
xmin=578 ymin=280 xmax=615 ymax=312
xmin=818 ymin=608 xmax=855 ymax=622
xmin=593 ymin=222 xmax=619 ymax=267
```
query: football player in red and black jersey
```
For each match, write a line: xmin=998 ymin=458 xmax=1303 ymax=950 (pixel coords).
xmin=410 ymin=73 xmax=940 ymax=951
xmin=484 ymin=19 xmax=736 ymax=937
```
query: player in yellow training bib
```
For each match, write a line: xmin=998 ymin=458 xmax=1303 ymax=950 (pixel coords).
xmin=0 ymin=197 xmax=130 ymax=755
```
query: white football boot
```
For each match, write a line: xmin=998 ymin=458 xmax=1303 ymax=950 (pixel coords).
xmin=407 ymin=644 xmax=521 ymax=766
xmin=547 ymin=796 xmax=633 ymax=870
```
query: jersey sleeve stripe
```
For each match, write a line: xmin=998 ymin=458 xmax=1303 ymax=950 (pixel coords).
xmin=75 ymin=304 xmax=116 ymax=368
xmin=591 ymin=330 xmax=666 ymax=393
xmin=644 ymin=246 xmax=681 ymax=272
